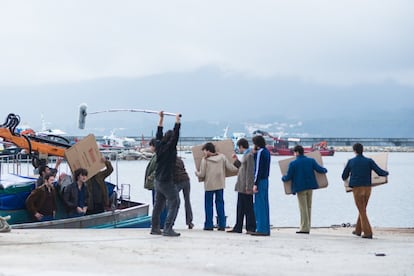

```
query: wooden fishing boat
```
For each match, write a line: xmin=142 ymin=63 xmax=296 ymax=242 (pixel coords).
xmin=0 ymin=174 xmax=151 ymax=229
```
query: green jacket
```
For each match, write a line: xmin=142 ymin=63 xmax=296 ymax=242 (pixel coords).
xmin=144 ymin=154 xmax=157 ymax=190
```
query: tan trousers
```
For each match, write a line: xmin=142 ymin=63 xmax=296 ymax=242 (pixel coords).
xmin=297 ymin=190 xmax=313 ymax=232
xmin=352 ymin=186 xmax=372 ymax=236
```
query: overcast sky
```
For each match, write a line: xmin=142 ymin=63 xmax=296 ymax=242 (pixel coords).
xmin=0 ymin=1 xmax=413 ymax=136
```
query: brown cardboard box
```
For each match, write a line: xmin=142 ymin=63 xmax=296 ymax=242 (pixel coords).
xmin=191 ymin=139 xmax=238 ymax=182
xmin=344 ymin=152 xmax=388 ymax=192
xmin=279 ymin=150 xmax=328 ymax=195
xmin=64 ymin=134 xmax=105 ymax=181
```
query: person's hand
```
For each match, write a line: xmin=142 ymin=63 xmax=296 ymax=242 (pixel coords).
xmin=58 ymin=172 xmax=67 ymax=182
xmin=76 ymin=207 xmax=84 ymax=214
xmin=232 ymin=153 xmax=238 ymax=160
xmin=34 ymin=212 xmax=43 ymax=220
xmin=176 ymin=113 xmax=181 ymax=122
xmin=159 ymin=111 xmax=164 ymax=118
xmin=55 ymin=157 xmax=63 ymax=167
xmin=253 ymin=185 xmax=258 ymax=193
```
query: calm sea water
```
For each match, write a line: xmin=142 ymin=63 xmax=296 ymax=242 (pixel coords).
xmin=4 ymin=152 xmax=413 ymax=228
xmin=109 ymin=151 xmax=414 ymax=229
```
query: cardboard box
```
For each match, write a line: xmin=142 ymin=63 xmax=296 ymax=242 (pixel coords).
xmin=279 ymin=150 xmax=328 ymax=195
xmin=191 ymin=139 xmax=238 ymax=182
xmin=64 ymin=134 xmax=105 ymax=181
xmin=344 ymin=152 xmax=388 ymax=192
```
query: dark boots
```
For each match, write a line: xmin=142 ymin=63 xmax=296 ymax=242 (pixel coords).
xmin=163 ymin=224 xmax=180 ymax=237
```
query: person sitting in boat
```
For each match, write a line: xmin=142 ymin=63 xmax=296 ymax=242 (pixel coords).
xmin=86 ymin=157 xmax=113 ymax=215
xmin=63 ymin=168 xmax=89 ymax=217
xmin=35 ymin=157 xmax=63 ymax=188
xmin=26 ymin=173 xmax=58 ymax=222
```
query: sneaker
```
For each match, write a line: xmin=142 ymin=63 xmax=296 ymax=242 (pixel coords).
xmin=361 ymin=234 xmax=373 ymax=239
xmin=163 ymin=229 xmax=181 ymax=237
xmin=217 ymin=227 xmax=225 ymax=231
xmin=203 ymin=227 xmax=214 ymax=231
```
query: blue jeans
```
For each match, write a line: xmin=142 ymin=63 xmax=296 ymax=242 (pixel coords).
xmin=204 ymin=189 xmax=225 ymax=229
xmin=254 ymin=179 xmax=270 ymax=234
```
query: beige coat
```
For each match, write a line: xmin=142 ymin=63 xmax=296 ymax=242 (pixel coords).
xmin=196 ymin=153 xmax=238 ymax=191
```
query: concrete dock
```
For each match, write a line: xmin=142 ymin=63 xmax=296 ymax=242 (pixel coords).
xmin=1 ymin=227 xmax=413 ymax=275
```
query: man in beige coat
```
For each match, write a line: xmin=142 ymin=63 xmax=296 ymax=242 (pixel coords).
xmin=195 ymin=142 xmax=237 ymax=231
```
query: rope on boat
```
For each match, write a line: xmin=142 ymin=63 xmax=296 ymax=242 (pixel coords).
xmin=0 ymin=216 xmax=11 ymax=233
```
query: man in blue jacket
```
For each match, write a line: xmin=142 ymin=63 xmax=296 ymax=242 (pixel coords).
xmin=282 ymin=145 xmax=327 ymax=234
xmin=342 ymin=143 xmax=389 ymax=239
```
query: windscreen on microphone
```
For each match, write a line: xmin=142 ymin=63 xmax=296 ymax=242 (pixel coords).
xmin=78 ymin=103 xmax=88 ymax=129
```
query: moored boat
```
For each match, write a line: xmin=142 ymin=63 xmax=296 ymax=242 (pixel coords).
xmin=253 ymin=130 xmax=335 ymax=156
xmin=0 ymin=173 xmax=151 ymax=229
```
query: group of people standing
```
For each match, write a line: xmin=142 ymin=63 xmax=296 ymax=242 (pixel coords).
xmin=146 ymin=110 xmax=273 ymax=237
xmin=146 ymin=110 xmax=388 ymax=239
xmin=27 ymin=111 xmax=388 ymax=241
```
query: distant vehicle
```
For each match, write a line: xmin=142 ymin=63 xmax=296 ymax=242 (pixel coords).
xmin=252 ymin=130 xmax=335 ymax=156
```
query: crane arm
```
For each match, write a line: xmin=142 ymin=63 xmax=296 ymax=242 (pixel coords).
xmin=0 ymin=128 xmax=69 ymax=157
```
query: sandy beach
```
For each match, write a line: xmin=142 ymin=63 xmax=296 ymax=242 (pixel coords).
xmin=1 ymin=227 xmax=413 ymax=275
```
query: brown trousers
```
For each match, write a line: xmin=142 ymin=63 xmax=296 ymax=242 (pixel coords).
xmin=352 ymin=186 xmax=372 ymax=236
xmin=297 ymin=190 xmax=313 ymax=232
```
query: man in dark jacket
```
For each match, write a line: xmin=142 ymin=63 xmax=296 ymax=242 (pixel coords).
xmin=26 ymin=173 xmax=57 ymax=221
xmin=86 ymin=157 xmax=113 ymax=214
xmin=63 ymin=168 xmax=89 ymax=217
xmin=174 ymin=156 xmax=193 ymax=229
xmin=228 ymin=138 xmax=256 ymax=234
xmin=151 ymin=111 xmax=181 ymax=237
xmin=342 ymin=143 xmax=389 ymax=239
xmin=282 ymin=145 xmax=327 ymax=234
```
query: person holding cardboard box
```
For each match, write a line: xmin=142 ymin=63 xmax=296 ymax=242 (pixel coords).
xmin=341 ymin=143 xmax=389 ymax=239
xmin=86 ymin=157 xmax=113 ymax=214
xmin=195 ymin=142 xmax=238 ymax=231
xmin=227 ymin=138 xmax=256 ymax=234
xmin=282 ymin=145 xmax=328 ymax=234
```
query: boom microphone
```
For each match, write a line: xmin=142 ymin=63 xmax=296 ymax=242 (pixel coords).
xmin=78 ymin=103 xmax=88 ymax=129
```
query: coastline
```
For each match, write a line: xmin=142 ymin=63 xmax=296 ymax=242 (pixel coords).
xmin=1 ymin=227 xmax=413 ymax=275
xmin=176 ymin=145 xmax=414 ymax=153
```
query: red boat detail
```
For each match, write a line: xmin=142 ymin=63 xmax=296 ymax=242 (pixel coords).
xmin=253 ymin=130 xmax=335 ymax=156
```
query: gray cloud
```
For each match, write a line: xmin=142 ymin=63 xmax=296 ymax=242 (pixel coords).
xmin=0 ymin=1 xmax=413 ymax=86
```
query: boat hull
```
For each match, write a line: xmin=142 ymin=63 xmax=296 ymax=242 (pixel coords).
xmin=0 ymin=174 xmax=151 ymax=229
xmin=10 ymin=200 xmax=151 ymax=229
xmin=267 ymin=146 xmax=335 ymax=156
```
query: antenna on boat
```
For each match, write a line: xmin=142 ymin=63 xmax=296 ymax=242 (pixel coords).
xmin=78 ymin=103 xmax=181 ymax=129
